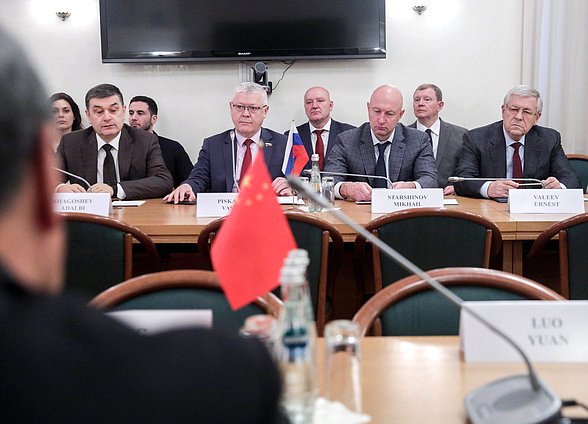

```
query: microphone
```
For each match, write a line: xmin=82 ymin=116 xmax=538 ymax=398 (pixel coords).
xmin=288 ymin=175 xmax=562 ymax=424
xmin=54 ymin=167 xmax=92 ymax=192
xmin=302 ymin=169 xmax=393 ymax=189
xmin=229 ymin=130 xmax=239 ymax=193
xmin=449 ymin=176 xmax=545 ymax=188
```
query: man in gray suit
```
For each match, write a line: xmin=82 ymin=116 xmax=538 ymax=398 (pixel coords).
xmin=324 ymin=85 xmax=438 ymax=201
xmin=454 ymin=85 xmax=579 ymax=199
xmin=56 ymin=84 xmax=172 ymax=199
xmin=409 ymin=83 xmax=466 ymax=195
xmin=287 ymin=86 xmax=355 ymax=170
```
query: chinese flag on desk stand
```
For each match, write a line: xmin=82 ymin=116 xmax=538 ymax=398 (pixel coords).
xmin=211 ymin=148 xmax=296 ymax=310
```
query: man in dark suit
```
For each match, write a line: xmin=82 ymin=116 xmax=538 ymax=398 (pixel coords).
xmin=409 ymin=83 xmax=467 ymax=194
xmin=286 ymin=86 xmax=354 ymax=170
xmin=0 ymin=28 xmax=283 ymax=423
xmin=324 ymin=84 xmax=438 ymax=201
xmin=165 ymin=82 xmax=292 ymax=203
xmin=454 ymin=85 xmax=579 ymax=199
xmin=56 ymin=84 xmax=173 ymax=199
xmin=129 ymin=95 xmax=193 ymax=188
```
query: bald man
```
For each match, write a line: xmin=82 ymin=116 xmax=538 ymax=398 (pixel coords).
xmin=324 ymin=85 xmax=438 ymax=201
xmin=287 ymin=86 xmax=354 ymax=170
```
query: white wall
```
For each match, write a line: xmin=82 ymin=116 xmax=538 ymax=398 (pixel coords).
xmin=0 ymin=0 xmax=523 ymax=161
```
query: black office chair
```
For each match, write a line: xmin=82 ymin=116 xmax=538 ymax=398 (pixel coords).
xmin=90 ymin=270 xmax=282 ymax=334
xmin=352 ymin=267 xmax=564 ymax=336
xmin=354 ymin=208 xmax=502 ymax=297
xmin=63 ymin=213 xmax=160 ymax=297
xmin=528 ymin=213 xmax=588 ymax=299
xmin=197 ymin=211 xmax=344 ymax=335
xmin=566 ymin=154 xmax=588 ymax=193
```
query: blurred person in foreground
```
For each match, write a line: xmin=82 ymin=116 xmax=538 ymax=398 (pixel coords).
xmin=0 ymin=27 xmax=283 ymax=423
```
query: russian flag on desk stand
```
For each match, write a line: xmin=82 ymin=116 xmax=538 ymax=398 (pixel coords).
xmin=282 ymin=121 xmax=310 ymax=176
xmin=211 ymin=148 xmax=296 ymax=310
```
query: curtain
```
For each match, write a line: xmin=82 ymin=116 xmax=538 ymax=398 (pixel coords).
xmin=522 ymin=0 xmax=588 ymax=153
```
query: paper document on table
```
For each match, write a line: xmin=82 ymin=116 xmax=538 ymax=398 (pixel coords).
xmin=443 ymin=199 xmax=458 ymax=205
xmin=112 ymin=200 xmax=145 ymax=207
xmin=277 ymin=196 xmax=305 ymax=205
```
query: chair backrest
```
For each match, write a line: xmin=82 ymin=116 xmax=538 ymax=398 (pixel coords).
xmin=197 ymin=211 xmax=343 ymax=335
xmin=528 ymin=213 xmax=588 ymax=299
xmin=63 ymin=213 xmax=160 ymax=297
xmin=352 ymin=267 xmax=564 ymax=337
xmin=355 ymin=208 xmax=502 ymax=292
xmin=90 ymin=270 xmax=282 ymax=333
xmin=566 ymin=154 xmax=588 ymax=193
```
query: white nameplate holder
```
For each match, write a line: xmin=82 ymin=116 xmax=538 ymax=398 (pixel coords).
xmin=371 ymin=188 xmax=443 ymax=213
xmin=107 ymin=310 xmax=213 ymax=335
xmin=508 ymin=188 xmax=584 ymax=214
xmin=196 ymin=193 xmax=238 ymax=217
xmin=54 ymin=193 xmax=112 ymax=217
xmin=460 ymin=300 xmax=588 ymax=362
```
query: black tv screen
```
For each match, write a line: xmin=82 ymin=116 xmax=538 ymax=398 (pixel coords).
xmin=99 ymin=0 xmax=386 ymax=63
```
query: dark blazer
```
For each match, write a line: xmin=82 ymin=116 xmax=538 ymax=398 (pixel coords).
xmin=183 ymin=128 xmax=288 ymax=193
xmin=155 ymin=133 xmax=193 ymax=188
xmin=454 ymin=121 xmax=580 ymax=197
xmin=0 ymin=266 xmax=283 ymax=423
xmin=57 ymin=125 xmax=173 ymax=199
xmin=409 ymin=119 xmax=467 ymax=187
xmin=286 ymin=119 xmax=355 ymax=169
xmin=324 ymin=122 xmax=438 ymax=188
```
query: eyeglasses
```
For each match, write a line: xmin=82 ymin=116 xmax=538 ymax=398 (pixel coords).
xmin=231 ymin=103 xmax=266 ymax=114
xmin=505 ymin=105 xmax=537 ymax=118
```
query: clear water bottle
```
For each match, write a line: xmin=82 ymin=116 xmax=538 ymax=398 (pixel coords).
xmin=309 ymin=153 xmax=322 ymax=212
xmin=276 ymin=253 xmax=317 ymax=423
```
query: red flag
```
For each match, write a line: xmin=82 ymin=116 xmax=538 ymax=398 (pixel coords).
xmin=211 ymin=150 xmax=296 ymax=310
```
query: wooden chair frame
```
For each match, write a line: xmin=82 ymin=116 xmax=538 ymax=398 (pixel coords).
xmin=62 ymin=212 xmax=160 ymax=280
xmin=352 ymin=267 xmax=564 ymax=337
xmin=90 ymin=269 xmax=282 ymax=318
xmin=528 ymin=212 xmax=588 ymax=298
xmin=354 ymin=208 xmax=503 ymax=300
xmin=196 ymin=211 xmax=344 ymax=335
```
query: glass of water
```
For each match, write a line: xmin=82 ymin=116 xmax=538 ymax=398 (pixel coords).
xmin=323 ymin=320 xmax=362 ymax=413
xmin=321 ymin=176 xmax=335 ymax=207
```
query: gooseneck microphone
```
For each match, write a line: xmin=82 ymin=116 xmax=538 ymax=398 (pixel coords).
xmin=288 ymin=175 xmax=562 ymax=424
xmin=302 ymin=169 xmax=394 ymax=189
xmin=54 ymin=167 xmax=92 ymax=192
xmin=229 ymin=130 xmax=239 ymax=193
xmin=449 ymin=176 xmax=545 ymax=188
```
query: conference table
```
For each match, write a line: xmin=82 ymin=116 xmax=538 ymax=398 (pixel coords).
xmin=111 ymin=196 xmax=588 ymax=276
xmin=321 ymin=336 xmax=588 ymax=422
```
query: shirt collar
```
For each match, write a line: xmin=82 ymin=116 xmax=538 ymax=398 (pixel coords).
xmin=309 ymin=118 xmax=332 ymax=134
xmin=235 ymin=128 xmax=262 ymax=147
xmin=96 ymin=131 xmax=122 ymax=151
xmin=502 ymin=125 xmax=526 ymax=147
xmin=370 ymin=128 xmax=395 ymax=146
xmin=416 ymin=118 xmax=441 ymax=136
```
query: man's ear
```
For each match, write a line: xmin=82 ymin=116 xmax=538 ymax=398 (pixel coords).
xmin=33 ymin=124 xmax=60 ymax=230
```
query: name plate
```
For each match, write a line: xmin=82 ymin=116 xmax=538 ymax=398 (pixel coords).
xmin=508 ymin=189 xmax=584 ymax=213
xmin=371 ymin=188 xmax=443 ymax=213
xmin=196 ymin=193 xmax=238 ymax=217
xmin=107 ymin=310 xmax=213 ymax=335
xmin=460 ymin=300 xmax=588 ymax=362
xmin=54 ymin=193 xmax=111 ymax=217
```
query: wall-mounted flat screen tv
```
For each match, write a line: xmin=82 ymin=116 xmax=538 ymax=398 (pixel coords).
xmin=99 ymin=0 xmax=386 ymax=63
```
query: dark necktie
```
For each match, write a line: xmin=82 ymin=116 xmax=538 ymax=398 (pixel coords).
xmin=314 ymin=129 xmax=325 ymax=170
xmin=512 ymin=142 xmax=523 ymax=180
xmin=240 ymin=139 xmax=253 ymax=182
xmin=425 ymin=128 xmax=433 ymax=146
xmin=374 ymin=142 xmax=390 ymax=188
xmin=102 ymin=144 xmax=117 ymax=184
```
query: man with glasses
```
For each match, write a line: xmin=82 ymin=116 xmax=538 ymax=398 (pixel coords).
xmin=165 ymin=82 xmax=291 ymax=202
xmin=454 ymin=85 xmax=579 ymax=199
